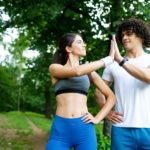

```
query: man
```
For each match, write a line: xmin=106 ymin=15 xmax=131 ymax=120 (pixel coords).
xmin=96 ymin=18 xmax=150 ymax=150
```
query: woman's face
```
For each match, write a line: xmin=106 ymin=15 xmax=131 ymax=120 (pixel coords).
xmin=69 ymin=35 xmax=86 ymax=57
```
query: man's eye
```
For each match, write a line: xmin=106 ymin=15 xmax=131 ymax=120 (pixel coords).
xmin=127 ymin=31 xmax=133 ymax=35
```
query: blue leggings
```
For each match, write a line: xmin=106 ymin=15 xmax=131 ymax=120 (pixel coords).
xmin=111 ymin=125 xmax=150 ymax=150
xmin=45 ymin=115 xmax=97 ymax=150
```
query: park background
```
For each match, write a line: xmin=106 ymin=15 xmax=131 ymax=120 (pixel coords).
xmin=0 ymin=0 xmax=150 ymax=149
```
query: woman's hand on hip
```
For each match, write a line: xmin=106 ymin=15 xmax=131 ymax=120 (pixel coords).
xmin=82 ymin=112 xmax=99 ymax=124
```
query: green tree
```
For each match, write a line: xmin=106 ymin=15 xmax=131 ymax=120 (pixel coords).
xmin=0 ymin=64 xmax=18 ymax=111
xmin=1 ymin=0 xmax=150 ymax=135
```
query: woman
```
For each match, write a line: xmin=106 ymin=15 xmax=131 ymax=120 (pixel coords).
xmin=46 ymin=33 xmax=116 ymax=150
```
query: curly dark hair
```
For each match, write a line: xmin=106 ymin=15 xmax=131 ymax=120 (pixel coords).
xmin=117 ymin=18 xmax=150 ymax=47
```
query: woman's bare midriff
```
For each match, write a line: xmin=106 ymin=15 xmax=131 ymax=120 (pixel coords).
xmin=55 ymin=93 xmax=88 ymax=118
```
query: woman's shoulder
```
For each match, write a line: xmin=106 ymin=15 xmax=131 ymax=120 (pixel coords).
xmin=49 ymin=63 xmax=62 ymax=68
xmin=49 ymin=63 xmax=63 ymax=72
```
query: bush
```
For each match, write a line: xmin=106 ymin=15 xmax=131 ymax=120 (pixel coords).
xmin=97 ymin=132 xmax=110 ymax=150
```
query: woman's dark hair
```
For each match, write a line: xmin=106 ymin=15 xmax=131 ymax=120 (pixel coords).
xmin=117 ymin=18 xmax=150 ymax=47
xmin=52 ymin=33 xmax=81 ymax=65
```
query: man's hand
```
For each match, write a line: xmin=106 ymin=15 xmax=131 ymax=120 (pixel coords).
xmin=106 ymin=111 xmax=124 ymax=124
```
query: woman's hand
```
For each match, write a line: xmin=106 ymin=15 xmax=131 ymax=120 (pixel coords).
xmin=82 ymin=112 xmax=100 ymax=124
xmin=109 ymin=39 xmax=115 ymax=60
xmin=112 ymin=35 xmax=123 ymax=62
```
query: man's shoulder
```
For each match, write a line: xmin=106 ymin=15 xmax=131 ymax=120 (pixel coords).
xmin=107 ymin=61 xmax=118 ymax=69
xmin=103 ymin=61 xmax=119 ymax=73
xmin=144 ymin=52 xmax=150 ymax=57
xmin=142 ymin=53 xmax=150 ymax=61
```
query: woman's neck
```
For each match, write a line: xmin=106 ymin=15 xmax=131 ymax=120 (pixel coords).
xmin=66 ymin=55 xmax=80 ymax=67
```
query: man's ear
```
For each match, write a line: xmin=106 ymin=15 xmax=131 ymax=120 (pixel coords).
xmin=66 ymin=46 xmax=72 ymax=53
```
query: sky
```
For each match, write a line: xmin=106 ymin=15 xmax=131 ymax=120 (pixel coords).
xmin=0 ymin=13 xmax=39 ymax=63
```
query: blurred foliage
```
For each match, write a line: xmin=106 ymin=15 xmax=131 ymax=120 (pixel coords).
xmin=97 ymin=132 xmax=111 ymax=150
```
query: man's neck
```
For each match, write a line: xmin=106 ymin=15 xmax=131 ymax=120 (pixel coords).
xmin=126 ymin=47 xmax=145 ymax=58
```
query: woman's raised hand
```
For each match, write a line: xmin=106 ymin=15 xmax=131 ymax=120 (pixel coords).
xmin=112 ymin=35 xmax=123 ymax=62
xmin=109 ymin=39 xmax=115 ymax=60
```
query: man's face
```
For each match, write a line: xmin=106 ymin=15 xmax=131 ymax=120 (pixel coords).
xmin=121 ymin=30 xmax=143 ymax=51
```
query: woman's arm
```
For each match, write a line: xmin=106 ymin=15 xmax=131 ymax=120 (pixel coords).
xmin=82 ymin=71 xmax=116 ymax=124
xmin=49 ymin=59 xmax=106 ymax=79
xmin=50 ymin=38 xmax=115 ymax=79
xmin=95 ymin=87 xmax=123 ymax=124
xmin=95 ymin=79 xmax=112 ymax=109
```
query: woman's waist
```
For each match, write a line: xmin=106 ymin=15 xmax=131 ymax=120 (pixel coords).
xmin=56 ymin=92 xmax=87 ymax=99
xmin=56 ymin=94 xmax=88 ymax=118
xmin=56 ymin=106 xmax=88 ymax=118
xmin=56 ymin=95 xmax=87 ymax=106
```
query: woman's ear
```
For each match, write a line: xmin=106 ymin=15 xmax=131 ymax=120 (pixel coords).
xmin=66 ymin=46 xmax=72 ymax=53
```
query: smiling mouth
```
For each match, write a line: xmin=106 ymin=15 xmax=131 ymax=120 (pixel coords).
xmin=123 ymin=42 xmax=129 ymax=45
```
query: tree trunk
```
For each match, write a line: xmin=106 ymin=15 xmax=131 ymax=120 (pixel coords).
xmin=110 ymin=0 xmax=123 ymax=32
xmin=103 ymin=119 xmax=112 ymax=136
xmin=103 ymin=0 xmax=122 ymax=136
xmin=44 ymin=83 xmax=52 ymax=119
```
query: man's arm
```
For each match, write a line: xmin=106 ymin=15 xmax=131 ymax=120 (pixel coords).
xmin=121 ymin=63 xmax=150 ymax=83
xmin=113 ymin=35 xmax=150 ymax=83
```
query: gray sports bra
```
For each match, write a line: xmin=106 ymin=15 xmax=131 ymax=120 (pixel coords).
xmin=54 ymin=75 xmax=90 ymax=96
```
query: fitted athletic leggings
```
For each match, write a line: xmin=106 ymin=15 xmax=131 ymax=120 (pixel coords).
xmin=45 ymin=115 xmax=97 ymax=150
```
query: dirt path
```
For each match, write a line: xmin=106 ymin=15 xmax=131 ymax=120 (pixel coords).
xmin=0 ymin=115 xmax=50 ymax=150
xmin=27 ymin=118 xmax=49 ymax=150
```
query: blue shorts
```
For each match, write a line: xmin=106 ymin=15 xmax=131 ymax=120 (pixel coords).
xmin=111 ymin=125 xmax=150 ymax=150
xmin=45 ymin=115 xmax=97 ymax=150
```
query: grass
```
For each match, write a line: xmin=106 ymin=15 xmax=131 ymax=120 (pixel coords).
xmin=0 ymin=111 xmax=51 ymax=149
xmin=25 ymin=111 xmax=52 ymax=133
xmin=1 ymin=111 xmax=32 ymax=129
xmin=0 ymin=136 xmax=33 ymax=150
